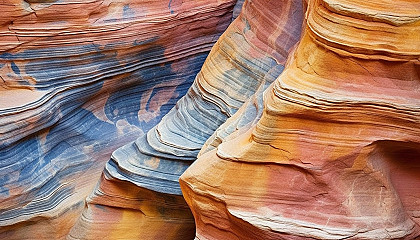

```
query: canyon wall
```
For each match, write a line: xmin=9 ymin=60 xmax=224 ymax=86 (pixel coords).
xmin=181 ymin=0 xmax=420 ymax=239
xmin=68 ymin=0 xmax=303 ymax=239
xmin=0 ymin=0 xmax=238 ymax=239
xmin=1 ymin=0 xmax=419 ymax=239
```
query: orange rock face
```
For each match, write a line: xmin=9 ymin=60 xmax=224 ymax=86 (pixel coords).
xmin=180 ymin=0 xmax=420 ymax=239
xmin=2 ymin=0 xmax=419 ymax=239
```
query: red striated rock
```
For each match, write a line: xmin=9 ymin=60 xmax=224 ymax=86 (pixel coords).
xmin=180 ymin=0 xmax=420 ymax=239
xmin=2 ymin=0 xmax=419 ymax=238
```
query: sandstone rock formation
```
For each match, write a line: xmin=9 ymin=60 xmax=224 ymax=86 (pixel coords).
xmin=180 ymin=0 xmax=420 ymax=239
xmin=0 ymin=0 xmax=237 ymax=239
xmin=2 ymin=0 xmax=419 ymax=239
xmin=68 ymin=0 xmax=304 ymax=239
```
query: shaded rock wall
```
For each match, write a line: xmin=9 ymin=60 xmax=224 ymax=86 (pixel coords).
xmin=180 ymin=0 xmax=420 ymax=239
xmin=0 ymin=0 xmax=238 ymax=239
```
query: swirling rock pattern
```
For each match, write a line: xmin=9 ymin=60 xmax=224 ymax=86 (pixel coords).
xmin=104 ymin=0 xmax=303 ymax=196
xmin=69 ymin=0 xmax=303 ymax=239
xmin=0 ymin=0 xmax=237 ymax=239
xmin=2 ymin=0 xmax=418 ymax=239
xmin=180 ymin=0 xmax=420 ymax=239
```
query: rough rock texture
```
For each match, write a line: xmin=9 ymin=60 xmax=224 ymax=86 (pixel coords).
xmin=0 ymin=0 xmax=237 ymax=239
xmin=2 ymin=0 xmax=419 ymax=239
xmin=68 ymin=0 xmax=303 ymax=239
xmin=180 ymin=0 xmax=420 ymax=239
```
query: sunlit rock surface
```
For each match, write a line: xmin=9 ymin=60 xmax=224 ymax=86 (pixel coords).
xmin=3 ymin=0 xmax=419 ymax=239
xmin=0 ymin=0 xmax=237 ymax=239
xmin=69 ymin=0 xmax=303 ymax=239
xmin=180 ymin=0 xmax=420 ymax=239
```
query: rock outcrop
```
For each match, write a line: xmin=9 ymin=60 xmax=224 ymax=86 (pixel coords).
xmin=0 ymin=0 xmax=237 ymax=239
xmin=68 ymin=0 xmax=303 ymax=239
xmin=180 ymin=0 xmax=420 ymax=239
xmin=2 ymin=0 xmax=419 ymax=239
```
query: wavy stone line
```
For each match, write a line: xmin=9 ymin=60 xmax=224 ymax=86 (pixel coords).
xmin=180 ymin=0 xmax=420 ymax=239
xmin=105 ymin=0 xmax=303 ymax=196
xmin=68 ymin=0 xmax=303 ymax=239
xmin=0 ymin=0 xmax=237 ymax=239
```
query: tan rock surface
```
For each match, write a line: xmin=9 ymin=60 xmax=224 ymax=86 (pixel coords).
xmin=181 ymin=0 xmax=420 ymax=239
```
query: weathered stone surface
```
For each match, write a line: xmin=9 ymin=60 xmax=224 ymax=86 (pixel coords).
xmin=69 ymin=0 xmax=303 ymax=239
xmin=180 ymin=0 xmax=420 ymax=239
xmin=0 ymin=0 xmax=237 ymax=239
xmin=103 ymin=0 xmax=303 ymax=196
xmin=2 ymin=0 xmax=419 ymax=239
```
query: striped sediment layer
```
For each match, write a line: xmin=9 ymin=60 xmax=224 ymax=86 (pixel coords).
xmin=0 ymin=0 xmax=237 ymax=239
xmin=69 ymin=0 xmax=303 ymax=239
xmin=180 ymin=0 xmax=420 ymax=239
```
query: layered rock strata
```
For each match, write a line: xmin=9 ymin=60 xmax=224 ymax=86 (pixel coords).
xmin=180 ymin=0 xmax=420 ymax=239
xmin=0 ymin=0 xmax=237 ymax=239
xmin=68 ymin=0 xmax=304 ymax=239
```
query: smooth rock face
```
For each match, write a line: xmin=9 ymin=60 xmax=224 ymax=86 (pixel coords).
xmin=0 ymin=0 xmax=237 ymax=239
xmin=180 ymin=0 xmax=420 ymax=239
xmin=68 ymin=0 xmax=303 ymax=239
